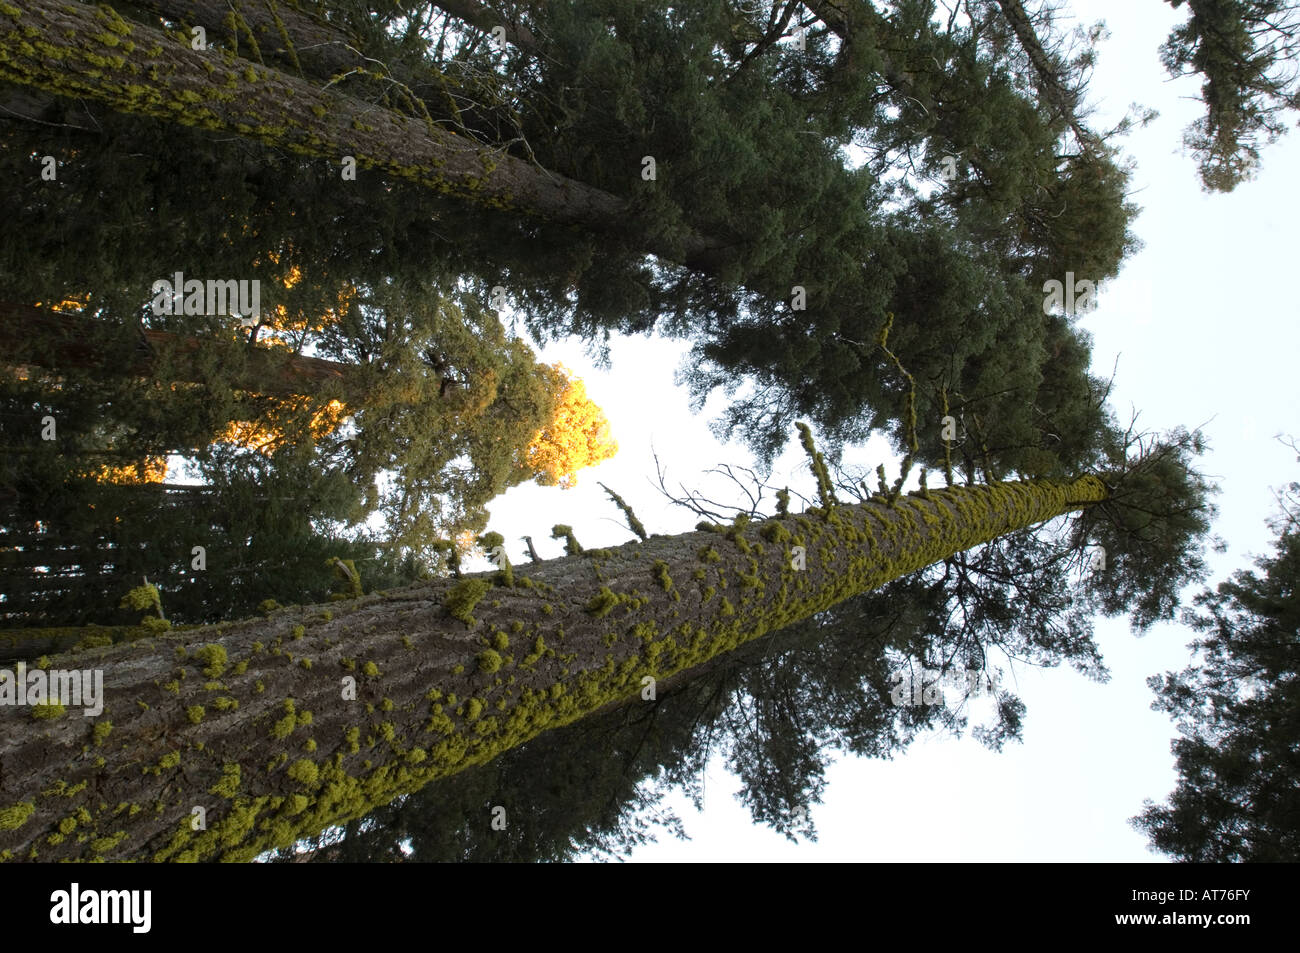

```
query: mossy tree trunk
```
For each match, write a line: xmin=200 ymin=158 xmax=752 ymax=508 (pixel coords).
xmin=128 ymin=0 xmax=366 ymax=78
xmin=0 ymin=0 xmax=726 ymax=268
xmin=0 ymin=474 xmax=1106 ymax=861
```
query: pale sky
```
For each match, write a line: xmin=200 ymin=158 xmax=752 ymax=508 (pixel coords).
xmin=472 ymin=0 xmax=1300 ymax=862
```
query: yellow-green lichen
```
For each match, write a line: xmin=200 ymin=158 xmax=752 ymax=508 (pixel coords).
xmin=194 ymin=644 xmax=228 ymax=678
xmin=0 ymin=802 xmax=35 ymax=831
xmin=209 ymin=764 xmax=240 ymax=799
xmin=269 ymin=700 xmax=297 ymax=740
xmin=286 ymin=760 xmax=319 ymax=787
xmin=442 ymin=578 xmax=491 ymax=625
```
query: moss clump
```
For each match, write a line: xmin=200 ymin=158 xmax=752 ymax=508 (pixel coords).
xmin=329 ymin=557 xmax=363 ymax=598
xmin=209 ymin=764 xmax=240 ymax=799
xmin=585 ymin=586 xmax=640 ymax=618
xmin=0 ymin=802 xmax=35 ymax=831
xmin=491 ymin=631 xmax=509 ymax=651
xmin=186 ymin=706 xmax=205 ymax=724
xmin=120 ymin=582 xmax=163 ymax=615
xmin=31 ymin=702 xmax=66 ymax=720
xmin=194 ymin=644 xmax=228 ymax=678
xmin=286 ymin=760 xmax=319 ymax=787
xmin=465 ymin=698 xmax=484 ymax=721
xmin=522 ymin=635 xmax=547 ymax=667
xmin=442 ymin=578 xmax=491 ymax=625
xmin=362 ymin=661 xmax=380 ymax=677
xmin=652 ymin=560 xmax=674 ymax=590
xmin=257 ymin=599 xmax=280 ymax=613
xmin=551 ymin=524 xmax=583 ymax=555
xmin=270 ymin=700 xmax=297 ymax=740
xmin=796 ymin=422 xmax=837 ymax=508
xmin=291 ymin=625 xmax=305 ymax=640
xmin=91 ymin=721 xmax=112 ymax=746
xmin=477 ymin=649 xmax=503 ymax=673
xmin=285 ymin=794 xmax=310 ymax=815
xmin=600 ymin=483 xmax=649 ymax=540
xmin=90 ymin=832 xmax=127 ymax=853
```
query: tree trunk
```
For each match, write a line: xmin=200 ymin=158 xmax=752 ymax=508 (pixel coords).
xmin=0 ymin=1 xmax=728 ymax=269
xmin=0 ymin=301 xmax=352 ymax=398
xmin=0 ymin=473 xmax=1106 ymax=862
xmin=128 ymin=0 xmax=365 ymax=78
xmin=802 ymin=0 xmax=937 ymax=113
xmin=992 ymin=0 xmax=1098 ymax=153
xmin=432 ymin=0 xmax=540 ymax=51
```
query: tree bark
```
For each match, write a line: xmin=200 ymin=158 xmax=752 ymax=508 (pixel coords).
xmin=432 ymin=0 xmax=540 ymax=52
xmin=0 ymin=301 xmax=353 ymax=398
xmin=992 ymin=0 xmax=1098 ymax=154
xmin=128 ymin=0 xmax=365 ymax=78
xmin=0 ymin=473 xmax=1106 ymax=861
xmin=802 ymin=0 xmax=937 ymax=114
xmin=0 ymin=1 xmax=729 ymax=269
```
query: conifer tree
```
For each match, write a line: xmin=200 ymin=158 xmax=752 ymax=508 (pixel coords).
xmin=1133 ymin=459 xmax=1300 ymax=860
xmin=0 ymin=421 xmax=1214 ymax=862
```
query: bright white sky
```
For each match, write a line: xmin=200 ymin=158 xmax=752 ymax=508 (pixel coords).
xmin=475 ymin=0 xmax=1300 ymax=862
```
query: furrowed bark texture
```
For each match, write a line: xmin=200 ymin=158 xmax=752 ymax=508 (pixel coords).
xmin=0 ymin=475 xmax=1106 ymax=861
xmin=0 ymin=1 xmax=727 ymax=266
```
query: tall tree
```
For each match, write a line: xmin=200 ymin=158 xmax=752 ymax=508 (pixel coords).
xmin=0 ymin=425 xmax=1213 ymax=862
xmin=1132 ymin=457 xmax=1300 ymax=860
xmin=1162 ymin=0 xmax=1300 ymax=191
xmin=0 ymin=0 xmax=1139 ymax=480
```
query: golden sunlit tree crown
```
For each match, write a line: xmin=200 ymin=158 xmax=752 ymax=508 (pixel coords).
xmin=525 ymin=365 xmax=618 ymax=489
